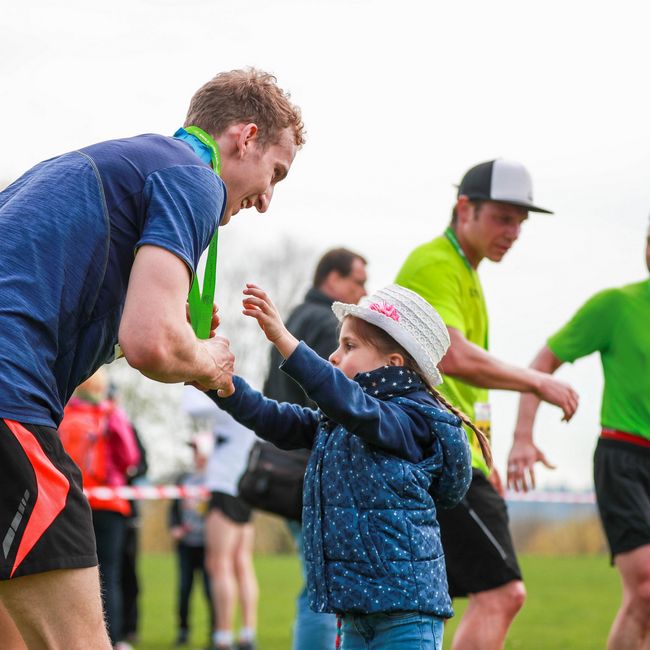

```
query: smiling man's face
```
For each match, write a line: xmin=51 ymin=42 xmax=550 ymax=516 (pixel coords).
xmin=219 ymin=126 xmax=297 ymax=225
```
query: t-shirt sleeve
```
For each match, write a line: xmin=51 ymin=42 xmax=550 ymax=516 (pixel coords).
xmin=397 ymin=260 xmax=466 ymax=333
xmin=547 ymin=288 xmax=618 ymax=362
xmin=138 ymin=165 xmax=226 ymax=274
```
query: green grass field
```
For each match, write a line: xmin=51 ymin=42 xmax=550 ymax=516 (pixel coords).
xmin=135 ymin=553 xmax=620 ymax=649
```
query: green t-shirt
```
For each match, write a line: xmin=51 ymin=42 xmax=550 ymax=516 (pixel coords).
xmin=396 ymin=232 xmax=491 ymax=474
xmin=547 ymin=279 xmax=650 ymax=440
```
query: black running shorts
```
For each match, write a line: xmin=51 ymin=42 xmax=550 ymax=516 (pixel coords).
xmin=594 ymin=437 xmax=650 ymax=559
xmin=0 ymin=419 xmax=97 ymax=580
xmin=208 ymin=491 xmax=253 ymax=524
xmin=437 ymin=469 xmax=522 ymax=598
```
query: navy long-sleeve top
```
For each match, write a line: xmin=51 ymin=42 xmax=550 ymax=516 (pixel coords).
xmin=208 ymin=342 xmax=472 ymax=617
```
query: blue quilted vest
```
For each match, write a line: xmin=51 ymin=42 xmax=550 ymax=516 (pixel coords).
xmin=301 ymin=370 xmax=469 ymax=618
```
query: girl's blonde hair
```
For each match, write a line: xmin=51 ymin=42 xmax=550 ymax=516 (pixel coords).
xmin=345 ymin=316 xmax=493 ymax=469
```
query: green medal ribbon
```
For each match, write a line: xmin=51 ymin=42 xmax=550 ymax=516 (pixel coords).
xmin=185 ymin=126 xmax=222 ymax=339
xmin=444 ymin=227 xmax=472 ymax=271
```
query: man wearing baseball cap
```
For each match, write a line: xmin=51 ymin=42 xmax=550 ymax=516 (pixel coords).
xmin=396 ymin=159 xmax=579 ymax=649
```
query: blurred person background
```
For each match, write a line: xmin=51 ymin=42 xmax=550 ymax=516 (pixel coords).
xmin=168 ymin=431 xmax=215 ymax=648
xmin=59 ymin=369 xmax=141 ymax=650
xmin=184 ymin=388 xmax=259 ymax=650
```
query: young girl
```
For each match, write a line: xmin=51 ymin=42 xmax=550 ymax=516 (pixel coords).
xmin=209 ymin=283 xmax=491 ymax=650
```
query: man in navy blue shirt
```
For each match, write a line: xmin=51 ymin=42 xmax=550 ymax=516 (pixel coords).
xmin=0 ymin=68 xmax=304 ymax=649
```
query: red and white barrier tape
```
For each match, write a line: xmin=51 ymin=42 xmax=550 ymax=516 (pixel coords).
xmin=505 ymin=490 xmax=595 ymax=504
xmin=84 ymin=485 xmax=210 ymax=500
xmin=84 ymin=484 xmax=596 ymax=504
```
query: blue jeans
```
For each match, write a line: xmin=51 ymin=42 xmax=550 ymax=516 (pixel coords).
xmin=341 ymin=612 xmax=444 ymax=650
xmin=288 ymin=521 xmax=336 ymax=650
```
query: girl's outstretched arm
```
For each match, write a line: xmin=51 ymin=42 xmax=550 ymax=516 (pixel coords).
xmin=280 ymin=342 xmax=431 ymax=463
xmin=207 ymin=376 xmax=319 ymax=450
xmin=242 ymin=284 xmax=299 ymax=359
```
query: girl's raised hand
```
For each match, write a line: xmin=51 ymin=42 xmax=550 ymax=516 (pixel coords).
xmin=242 ymin=284 xmax=299 ymax=358
xmin=242 ymin=284 xmax=285 ymax=340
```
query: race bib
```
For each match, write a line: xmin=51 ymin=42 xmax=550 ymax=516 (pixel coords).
xmin=474 ymin=402 xmax=491 ymax=442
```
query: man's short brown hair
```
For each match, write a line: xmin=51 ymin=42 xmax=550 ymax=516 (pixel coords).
xmin=184 ymin=68 xmax=305 ymax=148
xmin=313 ymin=248 xmax=367 ymax=288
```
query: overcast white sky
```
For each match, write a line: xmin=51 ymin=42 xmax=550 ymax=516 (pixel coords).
xmin=2 ymin=0 xmax=650 ymax=488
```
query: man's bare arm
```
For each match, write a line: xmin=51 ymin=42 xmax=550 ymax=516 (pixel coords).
xmin=440 ymin=327 xmax=578 ymax=419
xmin=118 ymin=245 xmax=234 ymax=394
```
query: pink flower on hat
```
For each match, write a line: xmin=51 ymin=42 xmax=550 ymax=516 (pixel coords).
xmin=369 ymin=301 xmax=400 ymax=322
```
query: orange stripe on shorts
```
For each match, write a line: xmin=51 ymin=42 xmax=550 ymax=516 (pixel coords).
xmin=4 ymin=419 xmax=70 ymax=578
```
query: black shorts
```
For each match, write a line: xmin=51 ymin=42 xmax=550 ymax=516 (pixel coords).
xmin=208 ymin=491 xmax=252 ymax=524
xmin=0 ymin=419 xmax=97 ymax=580
xmin=594 ymin=438 xmax=650 ymax=559
xmin=437 ymin=469 xmax=522 ymax=598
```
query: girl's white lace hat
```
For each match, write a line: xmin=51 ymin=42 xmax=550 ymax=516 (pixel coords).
xmin=332 ymin=284 xmax=450 ymax=386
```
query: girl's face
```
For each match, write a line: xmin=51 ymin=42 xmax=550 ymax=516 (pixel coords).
xmin=328 ymin=319 xmax=395 ymax=379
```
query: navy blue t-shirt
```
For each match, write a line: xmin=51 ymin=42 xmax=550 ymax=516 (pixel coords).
xmin=0 ymin=133 xmax=226 ymax=427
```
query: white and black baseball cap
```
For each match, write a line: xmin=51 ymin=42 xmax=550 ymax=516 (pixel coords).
xmin=457 ymin=159 xmax=553 ymax=214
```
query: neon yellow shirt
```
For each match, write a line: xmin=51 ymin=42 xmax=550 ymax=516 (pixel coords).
xmin=396 ymin=232 xmax=490 ymax=474
xmin=548 ymin=279 xmax=650 ymax=440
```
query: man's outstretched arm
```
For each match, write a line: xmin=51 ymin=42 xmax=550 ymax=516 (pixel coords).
xmin=440 ymin=327 xmax=578 ymax=420
xmin=118 ymin=245 xmax=234 ymax=395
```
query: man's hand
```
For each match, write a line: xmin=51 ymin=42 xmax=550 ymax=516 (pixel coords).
xmin=188 ymin=335 xmax=235 ymax=396
xmin=533 ymin=374 xmax=579 ymax=421
xmin=209 ymin=304 xmax=220 ymax=338
xmin=185 ymin=303 xmax=221 ymax=338
xmin=506 ymin=438 xmax=556 ymax=492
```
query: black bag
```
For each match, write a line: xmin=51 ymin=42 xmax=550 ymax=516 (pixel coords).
xmin=237 ymin=442 xmax=309 ymax=521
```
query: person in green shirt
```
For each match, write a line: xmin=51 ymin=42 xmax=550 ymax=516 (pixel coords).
xmin=507 ymin=225 xmax=650 ymax=650
xmin=396 ymin=159 xmax=579 ymax=650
